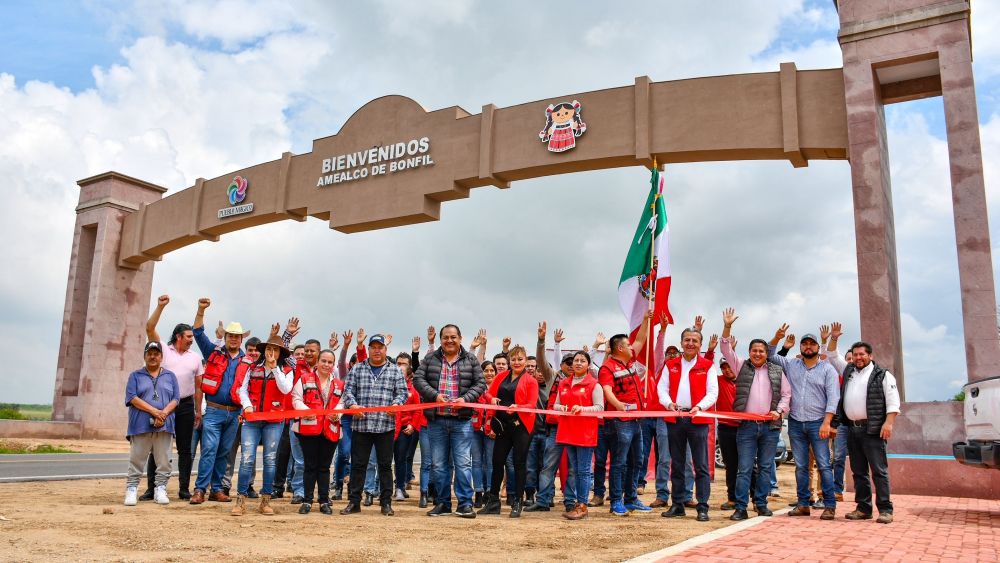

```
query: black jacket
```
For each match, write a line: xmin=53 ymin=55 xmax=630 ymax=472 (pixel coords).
xmin=412 ymin=346 xmax=486 ymax=420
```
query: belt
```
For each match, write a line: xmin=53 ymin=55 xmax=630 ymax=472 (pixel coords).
xmin=850 ymin=419 xmax=868 ymax=427
xmin=179 ymin=396 xmax=194 ymax=402
xmin=677 ymin=407 xmax=692 ymax=412
xmin=207 ymin=401 xmax=240 ymax=412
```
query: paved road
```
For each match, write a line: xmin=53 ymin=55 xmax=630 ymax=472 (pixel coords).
xmin=1 ymin=450 xmax=422 ymax=482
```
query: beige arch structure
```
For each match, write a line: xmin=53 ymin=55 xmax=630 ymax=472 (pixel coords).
xmin=21 ymin=0 xmax=998 ymax=497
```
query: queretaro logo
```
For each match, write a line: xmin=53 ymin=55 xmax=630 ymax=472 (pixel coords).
xmin=228 ymin=176 xmax=248 ymax=205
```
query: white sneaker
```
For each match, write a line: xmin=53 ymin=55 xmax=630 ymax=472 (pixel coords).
xmin=394 ymin=489 xmax=405 ymax=501
xmin=124 ymin=486 xmax=138 ymax=506
xmin=154 ymin=485 xmax=170 ymax=505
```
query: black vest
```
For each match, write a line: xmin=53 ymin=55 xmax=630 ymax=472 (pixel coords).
xmin=836 ymin=362 xmax=887 ymax=435
xmin=732 ymin=360 xmax=784 ymax=430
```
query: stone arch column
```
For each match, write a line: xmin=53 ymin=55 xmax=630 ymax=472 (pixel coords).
xmin=52 ymin=172 xmax=166 ymax=438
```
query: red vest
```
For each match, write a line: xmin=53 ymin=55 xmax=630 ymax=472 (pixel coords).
xmin=555 ymin=375 xmax=599 ymax=447
xmin=297 ymin=372 xmax=344 ymax=442
xmin=201 ymin=349 xmax=246 ymax=395
xmin=233 ymin=363 xmax=291 ymax=413
xmin=665 ymin=355 xmax=715 ymax=424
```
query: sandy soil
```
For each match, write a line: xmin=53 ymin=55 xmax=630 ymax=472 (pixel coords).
xmin=0 ymin=438 xmax=131 ymax=454
xmin=0 ymin=466 xmax=798 ymax=562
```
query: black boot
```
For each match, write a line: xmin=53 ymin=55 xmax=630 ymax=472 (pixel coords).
xmin=332 ymin=483 xmax=343 ymax=501
xmin=418 ymin=492 xmax=429 ymax=509
xmin=509 ymin=496 xmax=523 ymax=518
xmin=138 ymin=489 xmax=154 ymax=502
xmin=477 ymin=493 xmax=501 ymax=515
xmin=473 ymin=491 xmax=483 ymax=508
xmin=524 ymin=489 xmax=535 ymax=504
xmin=363 ymin=492 xmax=374 ymax=507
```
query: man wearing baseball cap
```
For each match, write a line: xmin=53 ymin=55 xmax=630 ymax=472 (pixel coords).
xmin=768 ymin=324 xmax=841 ymax=520
xmin=123 ymin=341 xmax=180 ymax=506
xmin=340 ymin=334 xmax=410 ymax=516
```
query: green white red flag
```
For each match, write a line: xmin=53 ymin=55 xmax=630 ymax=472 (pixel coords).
xmin=618 ymin=167 xmax=672 ymax=365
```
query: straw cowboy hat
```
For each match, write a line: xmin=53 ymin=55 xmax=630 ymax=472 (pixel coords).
xmin=224 ymin=322 xmax=251 ymax=337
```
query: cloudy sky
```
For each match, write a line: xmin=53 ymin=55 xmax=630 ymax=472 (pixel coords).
xmin=2 ymin=0 xmax=998 ymax=405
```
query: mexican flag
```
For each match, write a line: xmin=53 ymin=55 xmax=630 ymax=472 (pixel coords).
xmin=618 ymin=167 xmax=672 ymax=366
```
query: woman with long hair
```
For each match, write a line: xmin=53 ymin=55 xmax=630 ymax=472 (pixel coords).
xmin=291 ymin=349 xmax=344 ymax=515
xmin=478 ymin=346 xmax=539 ymax=517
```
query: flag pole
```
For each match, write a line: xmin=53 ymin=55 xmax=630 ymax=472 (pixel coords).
xmin=644 ymin=157 xmax=658 ymax=380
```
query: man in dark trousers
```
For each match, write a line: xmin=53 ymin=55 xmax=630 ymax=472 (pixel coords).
xmin=829 ymin=337 xmax=900 ymax=524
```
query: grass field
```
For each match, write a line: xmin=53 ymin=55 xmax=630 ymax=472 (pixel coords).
xmin=0 ymin=403 xmax=52 ymax=421
xmin=0 ymin=439 xmax=76 ymax=454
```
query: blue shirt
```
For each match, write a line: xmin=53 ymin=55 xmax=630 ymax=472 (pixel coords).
xmin=193 ymin=325 xmax=244 ymax=406
xmin=125 ymin=367 xmax=179 ymax=437
xmin=767 ymin=345 xmax=840 ymax=422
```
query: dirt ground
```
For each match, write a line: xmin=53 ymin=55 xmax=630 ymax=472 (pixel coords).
xmin=0 ymin=438 xmax=130 ymax=454
xmin=0 ymin=464 xmax=798 ymax=562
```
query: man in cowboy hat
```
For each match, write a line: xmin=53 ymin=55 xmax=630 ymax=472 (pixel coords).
xmin=190 ymin=298 xmax=250 ymax=504
xmin=231 ymin=333 xmax=295 ymax=516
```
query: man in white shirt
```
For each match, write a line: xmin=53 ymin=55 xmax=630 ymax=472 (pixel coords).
xmin=657 ymin=328 xmax=719 ymax=522
xmin=831 ymin=341 xmax=900 ymax=524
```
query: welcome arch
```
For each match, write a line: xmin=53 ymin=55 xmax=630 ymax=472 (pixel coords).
xmin=41 ymin=1 xmax=998 ymax=500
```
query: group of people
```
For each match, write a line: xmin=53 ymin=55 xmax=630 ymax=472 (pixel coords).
xmin=124 ymin=296 xmax=900 ymax=524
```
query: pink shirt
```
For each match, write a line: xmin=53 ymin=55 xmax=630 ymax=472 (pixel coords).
xmin=720 ymin=337 xmax=791 ymax=414
xmin=160 ymin=341 xmax=204 ymax=399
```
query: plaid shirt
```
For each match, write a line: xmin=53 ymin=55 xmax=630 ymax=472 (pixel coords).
xmin=437 ymin=357 xmax=461 ymax=415
xmin=343 ymin=360 xmax=409 ymax=434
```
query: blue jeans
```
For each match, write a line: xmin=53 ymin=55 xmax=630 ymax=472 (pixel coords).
xmin=667 ymin=419 xmax=710 ymax=510
xmin=194 ymin=406 xmax=241 ymax=492
xmin=609 ymin=419 xmax=642 ymax=504
xmin=565 ymin=445 xmax=593 ymax=506
xmin=470 ymin=432 xmax=487 ymax=493
xmin=237 ymin=421 xmax=281 ymax=496
xmin=364 ymin=448 xmax=378 ymax=494
xmin=288 ymin=428 xmax=304 ymax=496
xmin=734 ymin=422 xmax=780 ymax=511
xmin=788 ymin=418 xmax=836 ymax=508
xmin=525 ymin=431 xmax=547 ymax=493
xmin=592 ymin=423 xmax=616 ymax=498
xmin=833 ymin=428 xmax=849 ymax=493
xmin=334 ymin=415 xmax=352 ymax=486
xmin=419 ymin=429 xmax=434 ymax=493
xmin=427 ymin=417 xmax=475 ymax=507
xmin=537 ymin=430 xmax=573 ymax=508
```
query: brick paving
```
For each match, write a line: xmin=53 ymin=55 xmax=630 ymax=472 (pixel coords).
xmin=655 ymin=495 xmax=1000 ymax=562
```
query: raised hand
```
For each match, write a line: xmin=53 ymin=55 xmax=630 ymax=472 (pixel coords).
xmin=470 ymin=332 xmax=482 ymax=348
xmin=386 ymin=334 xmax=393 ymax=346
xmin=831 ymin=322 xmax=843 ymax=340
xmin=658 ymin=312 xmax=670 ymax=332
xmin=477 ymin=328 xmax=487 ymax=346
xmin=554 ymin=328 xmax=565 ymax=343
xmin=427 ymin=326 xmax=436 ymax=345
xmin=342 ymin=330 xmax=354 ymax=346
xmin=582 ymin=344 xmax=590 ymax=353
xmin=820 ymin=324 xmax=831 ymax=343
xmin=593 ymin=332 xmax=607 ymax=349
xmin=502 ymin=336 xmax=511 ymax=353
xmin=693 ymin=315 xmax=705 ymax=332
xmin=537 ymin=321 xmax=547 ymax=341
xmin=783 ymin=334 xmax=796 ymax=349
xmin=329 ymin=332 xmax=340 ymax=351
xmin=286 ymin=317 xmax=301 ymax=338
xmin=357 ymin=327 xmax=366 ymax=345
xmin=708 ymin=333 xmax=719 ymax=352
xmin=215 ymin=320 xmax=225 ymax=340
xmin=411 ymin=336 xmax=420 ymax=353
xmin=157 ymin=295 xmax=169 ymax=308
xmin=722 ymin=307 xmax=738 ymax=327
xmin=774 ymin=323 xmax=789 ymax=342
xmin=270 ymin=322 xmax=281 ymax=337
xmin=198 ymin=298 xmax=211 ymax=310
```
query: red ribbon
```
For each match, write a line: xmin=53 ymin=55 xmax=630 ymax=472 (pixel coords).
xmin=243 ymin=402 xmax=773 ymax=423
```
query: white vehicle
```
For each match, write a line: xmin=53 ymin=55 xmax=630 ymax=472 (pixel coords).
xmin=953 ymin=376 xmax=1000 ymax=469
